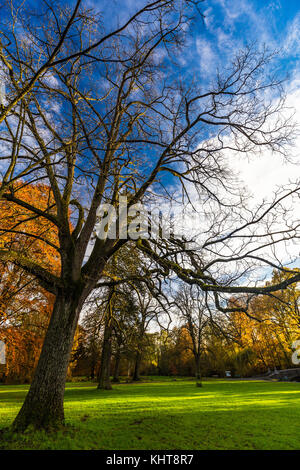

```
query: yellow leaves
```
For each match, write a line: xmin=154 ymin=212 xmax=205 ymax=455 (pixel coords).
xmin=228 ymin=269 xmax=300 ymax=373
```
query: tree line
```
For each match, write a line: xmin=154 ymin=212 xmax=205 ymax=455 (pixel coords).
xmin=1 ymin=190 xmax=299 ymax=384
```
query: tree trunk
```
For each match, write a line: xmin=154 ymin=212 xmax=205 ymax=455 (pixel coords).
xmin=132 ymin=351 xmax=142 ymax=381
xmin=90 ymin=342 xmax=98 ymax=380
xmin=12 ymin=290 xmax=83 ymax=431
xmin=112 ymin=349 xmax=121 ymax=383
xmin=127 ymin=361 xmax=131 ymax=381
xmin=90 ymin=361 xmax=95 ymax=380
xmin=97 ymin=320 xmax=112 ymax=390
xmin=195 ymin=355 xmax=202 ymax=382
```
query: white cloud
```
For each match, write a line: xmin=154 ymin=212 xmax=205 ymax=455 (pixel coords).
xmin=229 ymin=83 xmax=300 ymax=201
xmin=196 ymin=38 xmax=216 ymax=75
xmin=284 ymin=12 xmax=300 ymax=57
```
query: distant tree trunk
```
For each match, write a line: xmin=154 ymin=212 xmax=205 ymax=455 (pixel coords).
xmin=127 ymin=360 xmax=132 ymax=381
xmin=195 ymin=354 xmax=202 ymax=382
xmin=112 ymin=349 xmax=121 ymax=383
xmin=132 ymin=351 xmax=142 ymax=381
xmin=12 ymin=289 xmax=84 ymax=431
xmin=97 ymin=320 xmax=113 ymax=390
xmin=90 ymin=341 xmax=98 ymax=380
xmin=90 ymin=360 xmax=96 ymax=380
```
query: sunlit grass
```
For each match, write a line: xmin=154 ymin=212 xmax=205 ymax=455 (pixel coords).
xmin=1 ymin=378 xmax=300 ymax=449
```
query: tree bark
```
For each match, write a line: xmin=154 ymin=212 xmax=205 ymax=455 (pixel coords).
xmin=132 ymin=351 xmax=142 ymax=381
xmin=12 ymin=290 xmax=83 ymax=431
xmin=97 ymin=320 xmax=113 ymax=390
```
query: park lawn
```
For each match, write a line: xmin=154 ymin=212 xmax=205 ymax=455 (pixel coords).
xmin=1 ymin=378 xmax=300 ymax=450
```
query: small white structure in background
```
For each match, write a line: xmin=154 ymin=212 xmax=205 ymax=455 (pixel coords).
xmin=225 ymin=370 xmax=231 ymax=378
xmin=0 ymin=340 xmax=6 ymax=364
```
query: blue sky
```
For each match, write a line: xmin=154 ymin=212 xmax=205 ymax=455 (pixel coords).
xmin=1 ymin=0 xmax=299 ymax=273
xmin=155 ymin=0 xmax=300 ymax=272
xmin=89 ymin=0 xmax=300 ymax=79
xmin=193 ymin=1 xmax=300 ymax=203
xmin=197 ymin=0 xmax=300 ymax=78
xmin=2 ymin=0 xmax=299 ymax=209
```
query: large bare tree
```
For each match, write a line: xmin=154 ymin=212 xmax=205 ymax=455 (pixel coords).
xmin=0 ymin=0 xmax=177 ymax=125
xmin=0 ymin=0 xmax=299 ymax=431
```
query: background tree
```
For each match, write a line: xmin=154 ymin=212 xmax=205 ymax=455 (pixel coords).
xmin=227 ymin=270 xmax=300 ymax=375
xmin=174 ymin=285 xmax=210 ymax=383
xmin=0 ymin=183 xmax=59 ymax=382
xmin=129 ymin=284 xmax=163 ymax=381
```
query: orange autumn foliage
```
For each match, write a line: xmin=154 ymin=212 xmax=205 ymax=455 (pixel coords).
xmin=0 ymin=182 xmax=60 ymax=275
xmin=0 ymin=183 xmax=60 ymax=383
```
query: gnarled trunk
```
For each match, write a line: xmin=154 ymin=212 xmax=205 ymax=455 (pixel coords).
xmin=12 ymin=290 xmax=83 ymax=431
xmin=97 ymin=320 xmax=112 ymax=390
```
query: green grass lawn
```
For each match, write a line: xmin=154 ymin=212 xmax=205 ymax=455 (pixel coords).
xmin=1 ymin=378 xmax=300 ymax=450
